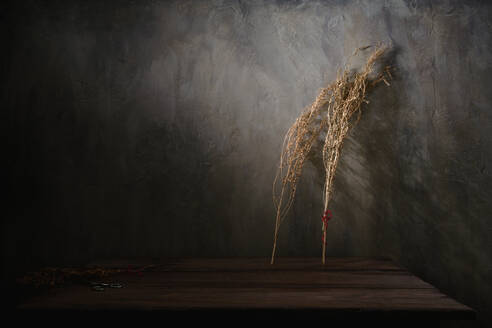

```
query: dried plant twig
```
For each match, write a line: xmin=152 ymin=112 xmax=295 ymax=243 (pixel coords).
xmin=271 ymin=44 xmax=392 ymax=264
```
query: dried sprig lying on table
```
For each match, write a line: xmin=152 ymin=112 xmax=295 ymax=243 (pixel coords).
xmin=271 ymin=44 xmax=392 ymax=264
xmin=16 ymin=267 xmax=122 ymax=287
xmin=17 ymin=265 xmax=156 ymax=287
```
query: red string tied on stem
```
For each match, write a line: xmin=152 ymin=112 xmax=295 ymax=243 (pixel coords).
xmin=321 ymin=210 xmax=332 ymax=244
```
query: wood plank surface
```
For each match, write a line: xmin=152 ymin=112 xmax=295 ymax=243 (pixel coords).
xmin=17 ymin=257 xmax=475 ymax=320
xmin=89 ymin=256 xmax=404 ymax=272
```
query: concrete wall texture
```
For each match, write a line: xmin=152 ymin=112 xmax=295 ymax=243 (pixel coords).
xmin=3 ymin=0 xmax=492 ymax=325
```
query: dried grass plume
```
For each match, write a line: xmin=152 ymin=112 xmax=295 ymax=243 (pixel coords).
xmin=271 ymin=44 xmax=392 ymax=264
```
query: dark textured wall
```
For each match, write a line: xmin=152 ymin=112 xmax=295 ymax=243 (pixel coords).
xmin=3 ymin=0 xmax=492 ymax=325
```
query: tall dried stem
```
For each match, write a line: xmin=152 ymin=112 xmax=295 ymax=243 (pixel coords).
xmin=271 ymin=44 xmax=391 ymax=264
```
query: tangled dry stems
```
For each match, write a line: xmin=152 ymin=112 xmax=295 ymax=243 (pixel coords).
xmin=271 ymin=44 xmax=392 ymax=264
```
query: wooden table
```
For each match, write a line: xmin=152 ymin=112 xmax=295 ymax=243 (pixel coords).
xmin=17 ymin=257 xmax=475 ymax=325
